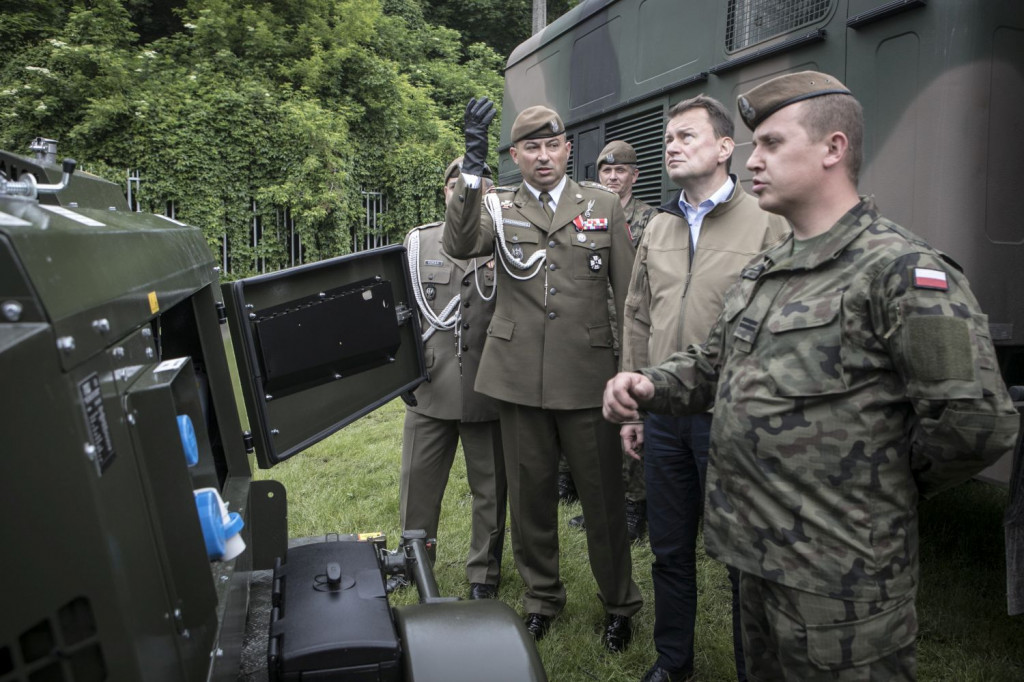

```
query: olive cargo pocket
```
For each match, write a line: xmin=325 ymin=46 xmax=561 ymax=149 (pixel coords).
xmin=487 ymin=314 xmax=515 ymax=341
xmin=805 ymin=596 xmax=917 ymax=671
xmin=765 ymin=293 xmax=847 ymax=396
xmin=588 ymin=323 xmax=613 ymax=348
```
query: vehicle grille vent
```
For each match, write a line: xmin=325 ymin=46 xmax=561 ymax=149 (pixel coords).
xmin=565 ymin=132 xmax=576 ymax=182
xmin=605 ymin=107 xmax=664 ymax=206
xmin=1 ymin=596 xmax=106 ymax=681
xmin=726 ymin=0 xmax=832 ymax=52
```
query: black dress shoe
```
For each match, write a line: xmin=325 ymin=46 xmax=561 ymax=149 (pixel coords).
xmin=568 ymin=514 xmax=586 ymax=530
xmin=469 ymin=582 xmax=497 ymax=599
xmin=524 ymin=612 xmax=552 ymax=641
xmin=558 ymin=472 xmax=578 ymax=504
xmin=603 ymin=614 xmax=633 ymax=653
xmin=640 ymin=664 xmax=692 ymax=682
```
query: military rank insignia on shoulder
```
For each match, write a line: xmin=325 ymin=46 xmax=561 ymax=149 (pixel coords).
xmin=578 ymin=180 xmax=616 ymax=194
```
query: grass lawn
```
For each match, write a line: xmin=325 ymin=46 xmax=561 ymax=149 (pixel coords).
xmin=254 ymin=398 xmax=1024 ymax=681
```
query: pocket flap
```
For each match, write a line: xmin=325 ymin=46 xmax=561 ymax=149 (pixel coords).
xmin=487 ymin=314 xmax=515 ymax=341
xmin=767 ymin=294 xmax=841 ymax=333
xmin=806 ymin=597 xmax=917 ymax=669
xmin=420 ymin=264 xmax=452 ymax=285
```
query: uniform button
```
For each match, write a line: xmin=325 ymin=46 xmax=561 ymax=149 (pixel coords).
xmin=463 ymin=322 xmax=470 ymax=329
xmin=549 ymin=287 xmax=557 ymax=295
xmin=463 ymin=279 xmax=470 ymax=286
xmin=548 ymin=240 xmax=556 ymax=248
xmin=548 ymin=263 xmax=557 ymax=271
xmin=463 ymin=300 xmax=471 ymax=307
xmin=548 ymin=312 xmax=556 ymax=319
xmin=461 ymin=344 xmax=469 ymax=351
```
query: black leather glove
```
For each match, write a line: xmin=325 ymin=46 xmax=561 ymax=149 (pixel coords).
xmin=462 ymin=97 xmax=496 ymax=177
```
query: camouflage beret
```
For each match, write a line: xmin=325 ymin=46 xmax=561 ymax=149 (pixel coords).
xmin=444 ymin=156 xmax=491 ymax=182
xmin=510 ymin=105 xmax=565 ymax=143
xmin=596 ymin=140 xmax=638 ymax=168
xmin=737 ymin=70 xmax=852 ymax=131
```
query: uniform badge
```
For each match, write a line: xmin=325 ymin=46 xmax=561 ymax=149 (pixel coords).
xmin=424 ymin=284 xmax=436 ymax=300
xmin=577 ymin=232 xmax=587 ymax=243
xmin=581 ymin=218 xmax=609 ymax=231
xmin=584 ymin=199 xmax=596 ymax=219
xmin=501 ymin=200 xmax=514 ymax=209
xmin=913 ymin=267 xmax=949 ymax=291
xmin=424 ymin=259 xmax=443 ymax=267
xmin=738 ymin=96 xmax=756 ymax=125
xmin=511 ymin=243 xmax=524 ymax=260
xmin=589 ymin=254 xmax=603 ymax=272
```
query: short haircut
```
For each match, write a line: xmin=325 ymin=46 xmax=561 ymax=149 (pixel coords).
xmin=667 ymin=94 xmax=735 ymax=171
xmin=799 ymin=93 xmax=864 ymax=183
xmin=668 ymin=95 xmax=735 ymax=141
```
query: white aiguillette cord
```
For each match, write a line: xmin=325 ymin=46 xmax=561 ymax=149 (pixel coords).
xmin=407 ymin=229 xmax=460 ymax=343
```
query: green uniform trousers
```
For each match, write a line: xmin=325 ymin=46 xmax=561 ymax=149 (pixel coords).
xmin=400 ymin=410 xmax=507 ymax=585
xmin=498 ymin=401 xmax=643 ymax=617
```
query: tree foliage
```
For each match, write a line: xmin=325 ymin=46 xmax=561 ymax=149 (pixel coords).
xmin=0 ymin=0 xmax=506 ymax=277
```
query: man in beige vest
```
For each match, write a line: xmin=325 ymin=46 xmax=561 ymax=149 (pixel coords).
xmin=399 ymin=158 xmax=506 ymax=600
xmin=443 ymin=97 xmax=643 ymax=651
xmin=619 ymin=95 xmax=789 ymax=682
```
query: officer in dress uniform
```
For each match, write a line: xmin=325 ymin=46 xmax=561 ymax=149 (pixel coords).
xmin=443 ymin=98 xmax=643 ymax=651
xmin=399 ymin=157 xmax=507 ymax=600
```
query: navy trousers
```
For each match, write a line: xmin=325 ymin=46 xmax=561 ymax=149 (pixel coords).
xmin=645 ymin=412 xmax=746 ymax=680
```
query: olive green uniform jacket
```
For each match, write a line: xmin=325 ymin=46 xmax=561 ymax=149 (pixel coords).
xmin=443 ymin=176 xmax=635 ymax=409
xmin=621 ymin=180 xmax=790 ymax=371
xmin=404 ymin=222 xmax=498 ymax=421
xmin=639 ymin=198 xmax=1020 ymax=602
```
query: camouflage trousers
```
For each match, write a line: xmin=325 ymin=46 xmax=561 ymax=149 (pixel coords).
xmin=738 ymin=572 xmax=917 ymax=681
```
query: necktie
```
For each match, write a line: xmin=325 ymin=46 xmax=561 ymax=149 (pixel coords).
xmin=539 ymin=192 xmax=554 ymax=222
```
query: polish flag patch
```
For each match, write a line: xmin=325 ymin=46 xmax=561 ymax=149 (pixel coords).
xmin=913 ymin=267 xmax=948 ymax=291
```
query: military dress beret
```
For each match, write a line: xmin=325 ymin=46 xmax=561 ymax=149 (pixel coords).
xmin=510 ymin=105 xmax=565 ymax=143
xmin=444 ymin=155 xmax=491 ymax=181
xmin=596 ymin=140 xmax=638 ymax=168
xmin=737 ymin=70 xmax=852 ymax=130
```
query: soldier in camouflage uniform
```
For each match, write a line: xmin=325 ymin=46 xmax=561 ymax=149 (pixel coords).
xmin=566 ymin=139 xmax=655 ymax=541
xmin=603 ymin=72 xmax=1020 ymax=680
xmin=399 ymin=158 xmax=506 ymax=600
xmin=444 ymin=98 xmax=643 ymax=651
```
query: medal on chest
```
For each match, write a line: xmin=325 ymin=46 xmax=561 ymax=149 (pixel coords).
xmin=424 ymin=284 xmax=436 ymax=301
xmin=589 ymin=253 xmax=603 ymax=272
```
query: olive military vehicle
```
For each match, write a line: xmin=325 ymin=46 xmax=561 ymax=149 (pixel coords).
xmin=499 ymin=0 xmax=1024 ymax=485
xmin=0 ymin=140 xmax=546 ymax=681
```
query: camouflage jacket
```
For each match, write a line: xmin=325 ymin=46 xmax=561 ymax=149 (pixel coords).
xmin=623 ymin=194 xmax=656 ymax=248
xmin=639 ymin=198 xmax=1020 ymax=600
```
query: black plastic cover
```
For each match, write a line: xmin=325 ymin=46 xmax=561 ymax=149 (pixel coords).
xmin=269 ymin=539 xmax=400 ymax=681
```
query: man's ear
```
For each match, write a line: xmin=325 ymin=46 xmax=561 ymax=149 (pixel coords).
xmin=509 ymin=144 xmax=520 ymax=166
xmin=822 ymin=131 xmax=849 ymax=170
xmin=718 ymin=136 xmax=735 ymax=165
